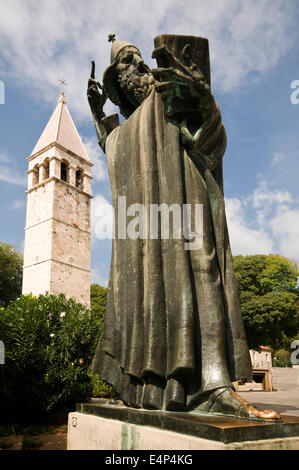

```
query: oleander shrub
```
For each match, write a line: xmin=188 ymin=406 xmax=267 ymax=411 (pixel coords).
xmin=0 ymin=293 xmax=104 ymax=423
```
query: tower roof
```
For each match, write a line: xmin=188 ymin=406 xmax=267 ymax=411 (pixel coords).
xmin=30 ymin=93 xmax=89 ymax=161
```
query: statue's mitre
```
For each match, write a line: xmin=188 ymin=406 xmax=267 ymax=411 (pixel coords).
xmin=109 ymin=40 xmax=141 ymax=64
xmin=103 ymin=36 xmax=142 ymax=108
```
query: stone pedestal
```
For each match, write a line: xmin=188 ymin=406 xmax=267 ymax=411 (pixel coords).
xmin=67 ymin=400 xmax=299 ymax=450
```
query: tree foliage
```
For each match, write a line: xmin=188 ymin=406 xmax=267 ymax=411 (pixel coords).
xmin=0 ymin=242 xmax=23 ymax=307
xmin=233 ymin=254 xmax=299 ymax=350
xmin=240 ymin=290 xmax=298 ymax=350
xmin=90 ymin=283 xmax=107 ymax=327
xmin=0 ymin=293 xmax=103 ymax=423
xmin=234 ymin=254 xmax=298 ymax=296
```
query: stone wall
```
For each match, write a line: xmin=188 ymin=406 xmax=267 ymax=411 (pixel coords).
xmin=50 ymin=260 xmax=90 ymax=306
xmin=53 ymin=182 xmax=90 ymax=231
xmin=22 ymin=261 xmax=51 ymax=297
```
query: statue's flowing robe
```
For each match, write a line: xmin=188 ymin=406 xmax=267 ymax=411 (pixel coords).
xmin=92 ymin=89 xmax=252 ymax=410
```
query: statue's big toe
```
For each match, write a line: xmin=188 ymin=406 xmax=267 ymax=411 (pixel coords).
xmin=238 ymin=403 xmax=281 ymax=421
xmin=208 ymin=388 xmax=282 ymax=421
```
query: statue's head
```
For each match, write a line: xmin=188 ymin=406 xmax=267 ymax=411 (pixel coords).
xmin=103 ymin=38 xmax=155 ymax=118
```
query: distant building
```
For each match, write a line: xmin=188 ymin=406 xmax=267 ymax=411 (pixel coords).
xmin=234 ymin=347 xmax=273 ymax=391
xmin=250 ymin=346 xmax=272 ymax=369
xmin=22 ymin=92 xmax=92 ymax=306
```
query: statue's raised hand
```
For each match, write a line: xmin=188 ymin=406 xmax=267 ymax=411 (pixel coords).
xmin=87 ymin=61 xmax=107 ymax=119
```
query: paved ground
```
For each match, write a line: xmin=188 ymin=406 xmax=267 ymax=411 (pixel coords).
xmin=239 ymin=391 xmax=299 ymax=417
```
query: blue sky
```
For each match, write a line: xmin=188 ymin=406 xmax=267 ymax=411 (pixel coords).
xmin=0 ymin=0 xmax=298 ymax=286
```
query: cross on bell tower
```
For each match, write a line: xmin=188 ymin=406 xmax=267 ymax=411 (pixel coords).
xmin=58 ymin=77 xmax=67 ymax=94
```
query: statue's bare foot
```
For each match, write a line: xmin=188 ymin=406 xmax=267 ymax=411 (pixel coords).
xmin=201 ymin=387 xmax=281 ymax=421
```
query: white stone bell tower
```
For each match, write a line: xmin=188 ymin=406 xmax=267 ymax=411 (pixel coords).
xmin=22 ymin=92 xmax=92 ymax=306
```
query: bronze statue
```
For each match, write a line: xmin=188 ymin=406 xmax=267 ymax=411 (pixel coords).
xmin=88 ymin=34 xmax=280 ymax=420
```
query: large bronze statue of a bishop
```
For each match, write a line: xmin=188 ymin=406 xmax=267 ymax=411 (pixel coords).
xmin=87 ymin=34 xmax=280 ymax=420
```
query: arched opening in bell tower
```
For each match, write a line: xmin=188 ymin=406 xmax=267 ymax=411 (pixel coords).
xmin=44 ymin=158 xmax=50 ymax=179
xmin=33 ymin=164 xmax=39 ymax=186
xmin=76 ymin=168 xmax=83 ymax=190
xmin=61 ymin=160 xmax=69 ymax=182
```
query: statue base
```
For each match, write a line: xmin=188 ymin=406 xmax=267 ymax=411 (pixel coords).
xmin=67 ymin=400 xmax=299 ymax=450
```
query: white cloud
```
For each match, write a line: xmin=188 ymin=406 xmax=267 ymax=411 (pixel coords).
xmin=0 ymin=0 xmax=296 ymax=121
xmin=270 ymin=208 xmax=299 ymax=261
xmin=0 ymin=151 xmax=26 ymax=186
xmin=252 ymin=180 xmax=293 ymax=226
xmin=12 ymin=200 xmax=26 ymax=209
xmin=252 ymin=181 xmax=293 ymax=209
xmin=91 ymin=266 xmax=109 ymax=287
xmin=0 ymin=152 xmax=9 ymax=163
xmin=266 ymin=148 xmax=299 ymax=199
xmin=225 ymin=196 xmax=273 ymax=255
xmin=0 ymin=165 xmax=26 ymax=186
xmin=226 ymin=179 xmax=299 ymax=262
xmin=271 ymin=152 xmax=284 ymax=166
xmin=82 ymin=137 xmax=107 ymax=182
xmin=91 ymin=193 xmax=114 ymax=240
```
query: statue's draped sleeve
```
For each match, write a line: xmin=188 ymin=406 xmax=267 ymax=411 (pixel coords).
xmin=93 ymin=113 xmax=120 ymax=152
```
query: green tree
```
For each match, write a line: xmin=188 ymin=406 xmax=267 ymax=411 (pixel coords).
xmin=90 ymin=283 xmax=107 ymax=335
xmin=233 ymin=254 xmax=298 ymax=296
xmin=260 ymin=254 xmax=298 ymax=294
xmin=233 ymin=254 xmax=299 ymax=350
xmin=0 ymin=242 xmax=23 ymax=306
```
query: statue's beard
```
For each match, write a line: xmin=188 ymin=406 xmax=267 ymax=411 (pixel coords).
xmin=119 ymin=72 xmax=155 ymax=107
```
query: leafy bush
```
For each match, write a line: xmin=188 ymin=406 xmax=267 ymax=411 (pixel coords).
xmin=272 ymin=359 xmax=293 ymax=368
xmin=272 ymin=348 xmax=294 ymax=368
xmin=90 ymin=283 xmax=107 ymax=332
xmin=0 ymin=293 xmax=103 ymax=423
xmin=90 ymin=372 xmax=116 ymax=399
xmin=0 ymin=242 xmax=23 ymax=307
